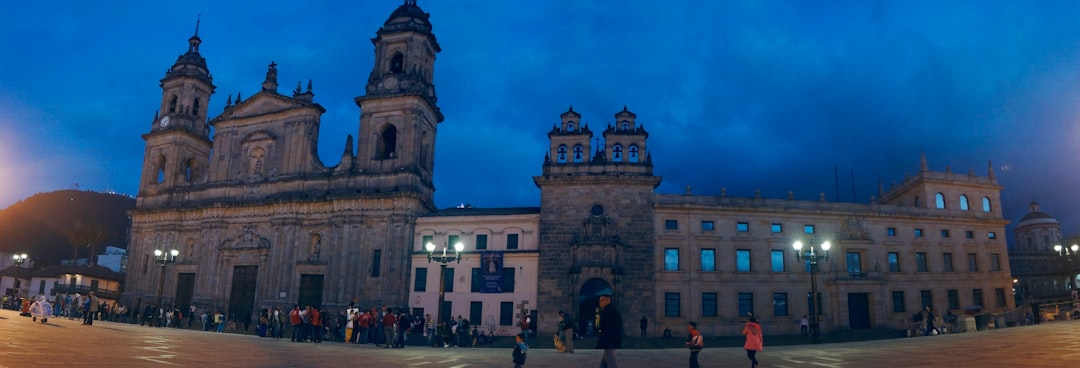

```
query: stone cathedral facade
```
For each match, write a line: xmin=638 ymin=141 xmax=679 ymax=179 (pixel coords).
xmin=127 ymin=1 xmax=1016 ymax=337
xmin=126 ymin=2 xmax=442 ymax=323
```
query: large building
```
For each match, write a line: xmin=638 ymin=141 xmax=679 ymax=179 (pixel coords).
xmin=1009 ymin=202 xmax=1079 ymax=306
xmin=126 ymin=1 xmax=1015 ymax=337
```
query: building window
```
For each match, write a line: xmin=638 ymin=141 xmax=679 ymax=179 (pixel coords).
xmin=967 ymin=253 xmax=978 ymax=272
xmin=888 ymin=252 xmax=900 ymax=272
xmin=959 ymin=195 xmax=969 ymax=210
xmin=500 ymin=302 xmax=514 ymax=326
xmin=991 ymin=253 xmax=1001 ymax=271
xmin=557 ymin=145 xmax=568 ymax=163
xmin=892 ymin=291 xmax=906 ymax=313
xmin=414 ymin=268 xmax=428 ymax=292
xmin=502 ymin=268 xmax=516 ymax=292
xmin=770 ymin=250 xmax=785 ymax=272
xmin=773 ymin=293 xmax=789 ymax=316
xmin=701 ymin=221 xmax=714 ymax=231
xmin=612 ymin=144 xmax=623 ymax=162
xmin=935 ymin=192 xmax=946 ymax=208
xmin=738 ymin=292 xmax=754 ymax=317
xmin=737 ymin=222 xmax=750 ymax=232
xmin=736 ymin=249 xmax=751 ymax=272
xmin=422 ymin=235 xmax=434 ymax=248
xmin=988 ymin=232 xmax=996 ymax=239
xmin=471 ymin=268 xmax=482 ymax=292
xmin=771 ymin=223 xmax=782 ymax=233
xmin=972 ymin=289 xmax=984 ymax=307
xmin=846 ymin=252 xmax=862 ymax=276
xmin=664 ymin=248 xmax=680 ymax=271
xmin=965 ymin=231 xmax=974 ymax=239
xmin=995 ymin=288 xmax=1006 ymax=307
xmin=804 ymin=225 xmax=815 ymax=234
xmin=573 ymin=144 xmax=584 ymax=163
xmin=920 ymin=290 xmax=933 ymax=309
xmin=664 ymin=293 xmax=681 ymax=317
xmin=665 ymin=219 xmax=678 ymax=230
xmin=702 ymin=293 xmax=718 ymax=317
xmin=947 ymin=289 xmax=959 ymax=310
xmin=439 ymin=268 xmax=455 ymax=292
xmin=448 ymin=234 xmax=460 ymax=248
xmin=371 ymin=250 xmax=382 ymax=277
xmin=982 ymin=197 xmax=992 ymax=212
xmin=470 ymin=301 xmax=483 ymax=325
xmin=915 ymin=252 xmax=928 ymax=272
xmin=914 ymin=228 xmax=924 ymax=237
xmin=943 ymin=253 xmax=954 ymax=272
xmin=628 ymin=145 xmax=639 ymax=163
xmin=506 ymin=234 xmax=519 ymax=249
xmin=887 ymin=227 xmax=896 ymax=237
xmin=701 ymin=249 xmax=716 ymax=272
xmin=941 ymin=229 xmax=950 ymax=238
xmin=476 ymin=234 xmax=488 ymax=250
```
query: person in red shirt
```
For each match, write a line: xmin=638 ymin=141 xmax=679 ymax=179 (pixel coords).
xmin=310 ymin=306 xmax=323 ymax=343
xmin=382 ymin=306 xmax=397 ymax=348
xmin=289 ymin=305 xmax=302 ymax=342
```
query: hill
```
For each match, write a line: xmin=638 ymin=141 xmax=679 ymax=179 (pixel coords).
xmin=0 ymin=190 xmax=134 ymax=267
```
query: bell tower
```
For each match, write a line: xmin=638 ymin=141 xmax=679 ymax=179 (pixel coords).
xmin=353 ymin=0 xmax=442 ymax=205
xmin=138 ymin=20 xmax=215 ymax=197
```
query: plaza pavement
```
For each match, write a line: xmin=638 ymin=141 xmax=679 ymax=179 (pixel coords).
xmin=1 ymin=309 xmax=1078 ymax=367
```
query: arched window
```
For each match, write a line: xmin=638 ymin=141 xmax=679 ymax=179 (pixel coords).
xmin=183 ymin=158 xmax=195 ymax=182
xmin=982 ymin=197 xmax=992 ymax=212
xmin=573 ymin=144 xmax=584 ymax=163
xmin=193 ymin=97 xmax=201 ymax=117
xmin=914 ymin=196 xmax=921 ymax=208
xmin=169 ymin=95 xmax=178 ymax=113
xmin=959 ymin=195 xmax=969 ymax=211
xmin=155 ymin=155 xmax=166 ymax=184
xmin=612 ymin=144 xmax=623 ymax=162
xmin=628 ymin=145 xmax=639 ymax=163
xmin=557 ymin=145 xmax=568 ymax=163
xmin=377 ymin=125 xmax=398 ymax=159
xmin=390 ymin=52 xmax=404 ymax=74
xmin=567 ymin=121 xmax=575 ymax=132
xmin=935 ymin=193 xmax=946 ymax=209
xmin=621 ymin=121 xmax=630 ymax=131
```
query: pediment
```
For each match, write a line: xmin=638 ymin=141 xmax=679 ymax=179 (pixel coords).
xmin=214 ymin=92 xmax=314 ymax=122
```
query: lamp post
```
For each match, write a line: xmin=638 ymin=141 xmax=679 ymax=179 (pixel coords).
xmin=794 ymin=240 xmax=830 ymax=344
xmin=1053 ymin=244 xmax=1079 ymax=299
xmin=11 ymin=253 xmax=27 ymax=297
xmin=153 ymin=248 xmax=179 ymax=309
xmin=425 ymin=240 xmax=464 ymax=338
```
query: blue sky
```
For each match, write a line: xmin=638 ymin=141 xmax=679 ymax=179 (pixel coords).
xmin=3 ymin=1 xmax=1080 ymax=238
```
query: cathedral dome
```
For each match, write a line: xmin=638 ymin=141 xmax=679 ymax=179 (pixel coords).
xmin=1016 ymin=201 xmax=1059 ymax=229
xmin=383 ymin=0 xmax=432 ymax=31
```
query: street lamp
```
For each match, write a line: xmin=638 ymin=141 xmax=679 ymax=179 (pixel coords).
xmin=12 ymin=253 xmax=27 ymax=297
xmin=153 ymin=248 xmax=180 ymax=310
xmin=1053 ymin=244 xmax=1079 ymax=298
xmin=793 ymin=240 xmax=830 ymax=344
xmin=425 ymin=240 xmax=464 ymax=339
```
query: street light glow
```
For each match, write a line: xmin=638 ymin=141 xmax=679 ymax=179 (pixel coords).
xmin=425 ymin=242 xmax=435 ymax=252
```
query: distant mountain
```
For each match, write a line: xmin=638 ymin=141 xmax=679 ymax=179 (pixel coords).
xmin=0 ymin=190 xmax=134 ymax=267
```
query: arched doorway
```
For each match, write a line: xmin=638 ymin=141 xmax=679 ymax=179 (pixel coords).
xmin=578 ymin=278 xmax=612 ymax=336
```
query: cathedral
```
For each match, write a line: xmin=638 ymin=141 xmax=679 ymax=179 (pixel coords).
xmin=127 ymin=1 xmax=1015 ymax=337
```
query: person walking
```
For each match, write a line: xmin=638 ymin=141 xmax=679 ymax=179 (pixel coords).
xmin=639 ymin=315 xmax=648 ymax=338
xmin=924 ymin=306 xmax=939 ymax=336
xmin=558 ymin=310 xmax=575 ymax=353
xmin=596 ymin=294 xmax=622 ymax=368
xmin=512 ymin=333 xmax=529 ymax=368
xmin=800 ymin=315 xmax=809 ymax=336
xmin=742 ymin=315 xmax=763 ymax=368
xmin=686 ymin=322 xmax=703 ymax=368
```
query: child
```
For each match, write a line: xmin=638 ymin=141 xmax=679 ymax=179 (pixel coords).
xmin=512 ymin=333 xmax=528 ymax=368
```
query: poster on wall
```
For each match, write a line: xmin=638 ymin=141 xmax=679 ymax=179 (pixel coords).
xmin=480 ymin=251 xmax=504 ymax=293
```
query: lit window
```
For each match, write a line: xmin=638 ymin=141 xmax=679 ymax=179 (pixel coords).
xmin=935 ymin=193 xmax=946 ymax=209
xmin=701 ymin=249 xmax=716 ymax=271
xmin=701 ymin=221 xmax=714 ymax=231
xmin=664 ymin=248 xmax=679 ymax=271
xmin=664 ymin=219 xmax=678 ymax=230
xmin=804 ymin=225 xmax=815 ymax=234
xmin=771 ymin=223 xmax=782 ymax=233
xmin=737 ymin=222 xmax=749 ymax=232
xmin=737 ymin=249 xmax=751 ymax=272
xmin=959 ymin=195 xmax=969 ymax=211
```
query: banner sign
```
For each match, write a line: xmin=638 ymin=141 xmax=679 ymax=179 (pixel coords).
xmin=480 ymin=251 xmax=504 ymax=293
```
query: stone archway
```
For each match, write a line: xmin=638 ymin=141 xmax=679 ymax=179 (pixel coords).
xmin=578 ymin=278 xmax=612 ymax=336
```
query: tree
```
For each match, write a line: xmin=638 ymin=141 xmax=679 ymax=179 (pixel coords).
xmin=64 ymin=221 xmax=110 ymax=265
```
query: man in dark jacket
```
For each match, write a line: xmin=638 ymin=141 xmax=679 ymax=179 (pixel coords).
xmin=596 ymin=294 xmax=622 ymax=368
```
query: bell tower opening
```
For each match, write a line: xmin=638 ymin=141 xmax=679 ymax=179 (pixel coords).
xmin=390 ymin=53 xmax=404 ymax=74
xmin=377 ymin=125 xmax=398 ymax=159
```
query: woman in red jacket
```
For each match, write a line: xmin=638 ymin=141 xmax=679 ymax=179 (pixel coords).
xmin=742 ymin=315 xmax=763 ymax=368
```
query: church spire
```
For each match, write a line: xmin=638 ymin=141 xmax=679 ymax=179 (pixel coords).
xmin=188 ymin=15 xmax=202 ymax=53
xmin=262 ymin=61 xmax=278 ymax=92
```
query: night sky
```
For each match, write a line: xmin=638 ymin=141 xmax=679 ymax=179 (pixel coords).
xmin=3 ymin=1 xmax=1080 ymax=243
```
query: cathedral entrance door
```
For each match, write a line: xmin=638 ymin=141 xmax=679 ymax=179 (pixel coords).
xmin=578 ymin=278 xmax=613 ymax=336
xmin=174 ymin=273 xmax=195 ymax=310
xmin=228 ymin=266 xmax=258 ymax=328
xmin=298 ymin=274 xmax=324 ymax=308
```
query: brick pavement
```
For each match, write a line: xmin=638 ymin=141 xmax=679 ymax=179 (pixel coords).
xmin=1 ymin=309 xmax=1078 ymax=367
